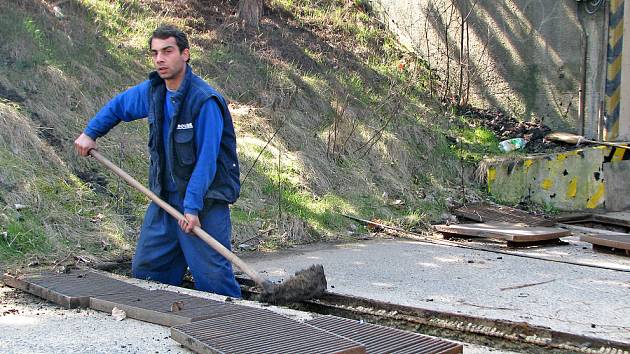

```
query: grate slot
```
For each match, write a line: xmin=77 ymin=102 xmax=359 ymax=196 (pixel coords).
xmin=306 ymin=315 xmax=462 ymax=354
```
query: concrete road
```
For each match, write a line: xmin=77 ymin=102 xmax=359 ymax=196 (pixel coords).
xmin=243 ymin=236 xmax=630 ymax=343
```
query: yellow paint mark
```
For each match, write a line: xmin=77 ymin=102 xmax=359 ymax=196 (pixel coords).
xmin=556 ymin=154 xmax=567 ymax=161
xmin=541 ymin=179 xmax=553 ymax=190
xmin=523 ymin=160 xmax=533 ymax=169
xmin=566 ymin=150 xmax=580 ymax=156
xmin=586 ymin=183 xmax=605 ymax=209
xmin=612 ymin=146 xmax=625 ymax=161
xmin=566 ymin=177 xmax=577 ymax=198
xmin=488 ymin=168 xmax=496 ymax=183
xmin=608 ymin=85 xmax=621 ymax=112
xmin=609 ymin=55 xmax=623 ymax=80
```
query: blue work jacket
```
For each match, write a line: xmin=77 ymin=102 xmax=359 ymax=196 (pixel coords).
xmin=84 ymin=65 xmax=240 ymax=214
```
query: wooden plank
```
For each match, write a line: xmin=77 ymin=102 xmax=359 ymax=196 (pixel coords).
xmin=453 ymin=203 xmax=555 ymax=226
xmin=580 ymin=234 xmax=630 ymax=251
xmin=592 ymin=211 xmax=630 ymax=228
xmin=435 ymin=222 xmax=570 ymax=242
xmin=553 ymin=212 xmax=594 ymax=223
xmin=558 ymin=223 xmax=629 ymax=236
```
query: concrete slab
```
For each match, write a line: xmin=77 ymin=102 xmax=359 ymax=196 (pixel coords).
xmin=243 ymin=238 xmax=630 ymax=343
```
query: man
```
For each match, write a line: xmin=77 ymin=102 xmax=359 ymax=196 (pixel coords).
xmin=74 ymin=25 xmax=241 ymax=297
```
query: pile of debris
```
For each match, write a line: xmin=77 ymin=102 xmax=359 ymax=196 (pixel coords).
xmin=457 ymin=105 xmax=572 ymax=153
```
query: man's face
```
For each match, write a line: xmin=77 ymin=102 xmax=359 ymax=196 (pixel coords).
xmin=150 ymin=37 xmax=189 ymax=81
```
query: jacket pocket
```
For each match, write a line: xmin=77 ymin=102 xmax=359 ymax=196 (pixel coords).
xmin=174 ymin=129 xmax=196 ymax=165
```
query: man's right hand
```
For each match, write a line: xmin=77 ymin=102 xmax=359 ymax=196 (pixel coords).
xmin=74 ymin=133 xmax=97 ymax=156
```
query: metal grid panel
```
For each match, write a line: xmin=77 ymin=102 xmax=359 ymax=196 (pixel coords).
xmin=8 ymin=270 xmax=142 ymax=308
xmin=306 ymin=315 xmax=462 ymax=354
xmin=172 ymin=310 xmax=366 ymax=354
xmin=90 ymin=289 xmax=257 ymax=326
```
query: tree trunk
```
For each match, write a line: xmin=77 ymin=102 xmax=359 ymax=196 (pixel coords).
xmin=239 ymin=0 xmax=263 ymax=28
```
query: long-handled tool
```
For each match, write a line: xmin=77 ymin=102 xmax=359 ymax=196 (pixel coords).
xmin=545 ymin=132 xmax=630 ymax=150
xmin=89 ymin=149 xmax=326 ymax=304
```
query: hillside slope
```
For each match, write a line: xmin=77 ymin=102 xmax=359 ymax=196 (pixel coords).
xmin=0 ymin=0 xmax=484 ymax=267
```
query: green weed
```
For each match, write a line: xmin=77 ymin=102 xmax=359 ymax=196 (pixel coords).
xmin=0 ymin=209 xmax=50 ymax=261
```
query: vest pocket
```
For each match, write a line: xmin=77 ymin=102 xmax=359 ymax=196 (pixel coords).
xmin=174 ymin=129 xmax=196 ymax=165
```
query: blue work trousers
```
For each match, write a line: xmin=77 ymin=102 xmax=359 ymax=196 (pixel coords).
xmin=131 ymin=192 xmax=241 ymax=297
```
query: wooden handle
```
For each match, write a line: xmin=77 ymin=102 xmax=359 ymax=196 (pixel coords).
xmin=88 ymin=149 xmax=268 ymax=288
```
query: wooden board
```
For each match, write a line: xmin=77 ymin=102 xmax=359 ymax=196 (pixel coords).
xmin=591 ymin=211 xmax=630 ymax=228
xmin=558 ymin=223 xmax=629 ymax=236
xmin=435 ymin=222 xmax=570 ymax=242
xmin=580 ymin=234 xmax=630 ymax=254
xmin=453 ymin=203 xmax=555 ymax=226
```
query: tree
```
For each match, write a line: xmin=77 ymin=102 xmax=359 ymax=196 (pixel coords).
xmin=239 ymin=0 xmax=263 ymax=28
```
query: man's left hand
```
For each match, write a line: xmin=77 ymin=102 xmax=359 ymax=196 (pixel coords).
xmin=179 ymin=213 xmax=200 ymax=234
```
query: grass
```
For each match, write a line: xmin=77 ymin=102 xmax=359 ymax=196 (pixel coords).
xmin=450 ymin=125 xmax=501 ymax=161
xmin=0 ymin=209 xmax=50 ymax=260
xmin=0 ymin=0 xmax=490 ymax=264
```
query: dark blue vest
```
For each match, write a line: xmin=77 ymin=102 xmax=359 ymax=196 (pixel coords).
xmin=147 ymin=66 xmax=240 ymax=204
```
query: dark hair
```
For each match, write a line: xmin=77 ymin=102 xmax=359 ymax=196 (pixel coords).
xmin=149 ymin=25 xmax=190 ymax=60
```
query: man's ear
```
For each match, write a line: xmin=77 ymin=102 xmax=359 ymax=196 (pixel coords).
xmin=182 ymin=48 xmax=190 ymax=62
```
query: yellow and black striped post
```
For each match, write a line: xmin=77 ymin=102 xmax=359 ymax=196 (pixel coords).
xmin=605 ymin=0 xmax=625 ymax=141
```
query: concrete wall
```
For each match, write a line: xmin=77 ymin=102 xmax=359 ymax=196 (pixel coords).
xmin=618 ymin=0 xmax=630 ymax=139
xmin=368 ymin=0 xmax=607 ymax=136
xmin=485 ymin=145 xmax=630 ymax=211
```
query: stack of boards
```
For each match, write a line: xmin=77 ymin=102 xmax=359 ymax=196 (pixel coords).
xmin=435 ymin=203 xmax=569 ymax=247
xmin=576 ymin=212 xmax=630 ymax=255
xmin=3 ymin=269 xmax=462 ymax=354
xmin=436 ymin=203 xmax=630 ymax=254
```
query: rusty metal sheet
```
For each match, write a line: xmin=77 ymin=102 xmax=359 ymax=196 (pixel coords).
xmin=3 ymin=270 xmax=141 ymax=308
xmin=172 ymin=310 xmax=366 ymax=354
xmin=435 ymin=222 xmax=569 ymax=242
xmin=306 ymin=315 xmax=462 ymax=354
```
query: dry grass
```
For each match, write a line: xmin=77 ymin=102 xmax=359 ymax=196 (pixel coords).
xmin=0 ymin=0 xmax=470 ymax=264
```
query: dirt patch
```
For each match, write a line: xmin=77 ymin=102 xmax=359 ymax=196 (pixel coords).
xmin=74 ymin=169 xmax=109 ymax=193
xmin=0 ymin=82 xmax=24 ymax=103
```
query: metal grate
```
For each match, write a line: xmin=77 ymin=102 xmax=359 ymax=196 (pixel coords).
xmin=4 ymin=270 xmax=142 ymax=308
xmin=306 ymin=315 xmax=462 ymax=354
xmin=90 ymin=289 xmax=257 ymax=327
xmin=172 ymin=310 xmax=366 ymax=354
